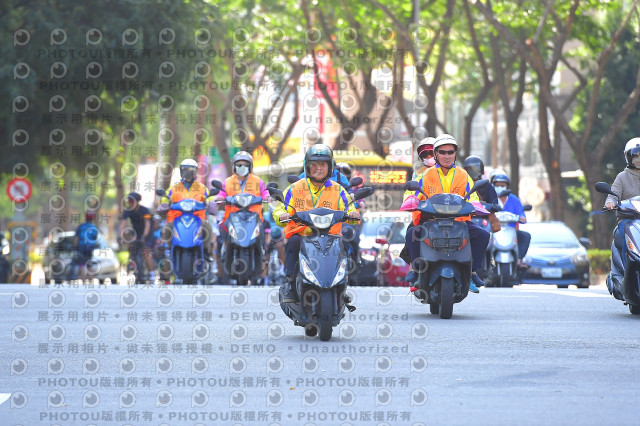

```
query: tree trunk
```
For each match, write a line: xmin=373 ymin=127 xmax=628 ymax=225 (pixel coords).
xmin=538 ymin=94 xmax=564 ymax=220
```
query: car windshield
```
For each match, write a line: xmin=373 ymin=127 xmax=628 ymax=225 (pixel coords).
xmin=522 ymin=223 xmax=581 ymax=248
xmin=361 ymin=214 xmax=411 ymax=240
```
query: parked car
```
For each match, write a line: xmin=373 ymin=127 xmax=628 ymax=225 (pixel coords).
xmin=357 ymin=211 xmax=412 ymax=285
xmin=520 ymin=221 xmax=591 ymax=288
xmin=42 ymin=231 xmax=120 ymax=284
xmin=375 ymin=217 xmax=411 ymax=286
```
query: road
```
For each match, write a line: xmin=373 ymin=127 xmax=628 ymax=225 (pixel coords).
xmin=0 ymin=281 xmax=639 ymax=426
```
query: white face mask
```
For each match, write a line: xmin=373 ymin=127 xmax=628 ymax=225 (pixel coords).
xmin=423 ymin=157 xmax=436 ymax=167
xmin=235 ymin=165 xmax=249 ymax=177
xmin=495 ymin=186 xmax=507 ymax=196
xmin=632 ymin=157 xmax=640 ymax=168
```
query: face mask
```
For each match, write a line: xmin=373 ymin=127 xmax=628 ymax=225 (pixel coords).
xmin=495 ymin=186 xmax=507 ymax=196
xmin=235 ymin=165 xmax=249 ymax=177
xmin=423 ymin=157 xmax=435 ymax=167
xmin=632 ymin=157 xmax=640 ymax=168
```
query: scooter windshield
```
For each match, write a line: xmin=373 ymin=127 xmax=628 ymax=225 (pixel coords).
xmin=171 ymin=199 xmax=205 ymax=212
xmin=424 ymin=193 xmax=465 ymax=215
xmin=296 ymin=208 xmax=346 ymax=230
xmin=228 ymin=193 xmax=262 ymax=208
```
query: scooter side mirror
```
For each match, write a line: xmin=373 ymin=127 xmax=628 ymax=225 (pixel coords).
xmin=405 ymin=180 xmax=421 ymax=191
xmin=211 ymin=180 xmax=223 ymax=190
xmin=209 ymin=187 xmax=220 ymax=196
xmin=579 ymin=237 xmax=592 ymax=248
xmin=491 ymin=200 xmax=502 ymax=212
xmin=287 ymin=175 xmax=300 ymax=184
xmin=523 ymin=204 xmax=533 ymax=212
xmin=267 ymin=182 xmax=278 ymax=189
xmin=354 ymin=187 xmax=374 ymax=201
xmin=349 ymin=176 xmax=363 ymax=187
xmin=595 ymin=181 xmax=616 ymax=196
xmin=155 ymin=189 xmax=166 ymax=197
xmin=268 ymin=187 xmax=285 ymax=203
xmin=467 ymin=179 xmax=489 ymax=199
xmin=500 ymin=189 xmax=512 ymax=197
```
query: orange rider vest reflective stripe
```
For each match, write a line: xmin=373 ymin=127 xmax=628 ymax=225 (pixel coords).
xmin=412 ymin=166 xmax=471 ymax=226
xmin=223 ymin=174 xmax=264 ymax=222
xmin=166 ymin=181 xmax=208 ymax=222
xmin=284 ymin=179 xmax=343 ymax=239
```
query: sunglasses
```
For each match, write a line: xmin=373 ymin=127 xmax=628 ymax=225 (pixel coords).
xmin=437 ymin=149 xmax=456 ymax=155
xmin=419 ymin=151 xmax=434 ymax=159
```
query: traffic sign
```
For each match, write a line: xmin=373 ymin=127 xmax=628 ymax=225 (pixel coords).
xmin=7 ymin=177 xmax=32 ymax=202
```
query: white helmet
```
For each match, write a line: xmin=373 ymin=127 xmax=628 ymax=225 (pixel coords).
xmin=179 ymin=158 xmax=198 ymax=183
xmin=433 ymin=134 xmax=459 ymax=152
xmin=624 ymin=138 xmax=640 ymax=168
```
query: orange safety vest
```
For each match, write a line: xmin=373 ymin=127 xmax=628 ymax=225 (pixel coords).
xmin=222 ymin=174 xmax=264 ymax=222
xmin=412 ymin=166 xmax=471 ymax=225
xmin=166 ymin=181 xmax=208 ymax=223
xmin=284 ymin=179 xmax=343 ymax=239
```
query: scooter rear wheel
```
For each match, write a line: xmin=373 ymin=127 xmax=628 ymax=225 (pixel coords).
xmin=629 ymin=304 xmax=640 ymax=315
xmin=429 ymin=303 xmax=439 ymax=315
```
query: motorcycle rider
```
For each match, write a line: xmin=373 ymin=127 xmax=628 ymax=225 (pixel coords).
xmin=273 ymin=144 xmax=360 ymax=303
xmin=404 ymin=134 xmax=490 ymax=293
xmin=68 ymin=211 xmax=99 ymax=281
xmin=464 ymin=156 xmax=498 ymax=203
xmin=604 ymin=138 xmax=640 ymax=299
xmin=158 ymin=159 xmax=216 ymax=263
xmin=491 ymin=171 xmax=531 ymax=270
xmin=120 ymin=192 xmax=156 ymax=281
xmin=214 ymin=151 xmax=271 ymax=276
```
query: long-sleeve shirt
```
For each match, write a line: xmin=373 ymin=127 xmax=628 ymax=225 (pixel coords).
xmin=272 ymin=178 xmax=358 ymax=231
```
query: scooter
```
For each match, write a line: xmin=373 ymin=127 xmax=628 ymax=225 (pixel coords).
xmin=405 ymin=179 xmax=488 ymax=319
xmin=212 ymin=180 xmax=266 ymax=286
xmin=156 ymin=189 xmax=216 ymax=285
xmin=486 ymin=197 xmax=532 ymax=287
xmin=269 ymin=185 xmax=373 ymax=341
xmin=471 ymin=200 xmax=501 ymax=282
xmin=595 ymin=182 xmax=640 ymax=314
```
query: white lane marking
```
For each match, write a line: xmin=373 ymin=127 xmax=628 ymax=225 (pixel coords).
xmin=0 ymin=393 xmax=11 ymax=405
xmin=516 ymin=288 xmax=610 ymax=298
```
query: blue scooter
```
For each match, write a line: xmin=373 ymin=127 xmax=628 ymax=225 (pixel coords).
xmin=595 ymin=182 xmax=640 ymax=314
xmin=156 ymin=189 xmax=215 ymax=285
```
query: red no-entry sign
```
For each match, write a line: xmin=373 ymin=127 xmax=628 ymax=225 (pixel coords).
xmin=7 ymin=177 xmax=32 ymax=202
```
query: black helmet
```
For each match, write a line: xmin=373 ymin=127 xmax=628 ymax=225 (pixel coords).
xmin=336 ymin=162 xmax=352 ymax=179
xmin=463 ymin=156 xmax=484 ymax=181
xmin=304 ymin=144 xmax=333 ymax=182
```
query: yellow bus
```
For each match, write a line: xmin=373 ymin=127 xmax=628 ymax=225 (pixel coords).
xmin=253 ymin=148 xmax=415 ymax=211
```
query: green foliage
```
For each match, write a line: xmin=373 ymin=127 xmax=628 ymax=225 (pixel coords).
xmin=587 ymin=248 xmax=611 ymax=274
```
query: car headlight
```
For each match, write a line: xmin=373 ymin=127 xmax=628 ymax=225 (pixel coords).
xmin=332 ymin=258 xmax=348 ymax=286
xmin=571 ymin=254 xmax=589 ymax=264
xmin=626 ymin=235 xmax=640 ymax=257
xmin=228 ymin=225 xmax=238 ymax=240
xmin=300 ymin=257 xmax=320 ymax=285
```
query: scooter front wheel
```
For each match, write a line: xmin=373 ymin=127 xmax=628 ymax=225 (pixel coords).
xmin=439 ymin=277 xmax=454 ymax=319
xmin=317 ymin=291 xmax=334 ymax=341
xmin=629 ymin=304 xmax=640 ymax=315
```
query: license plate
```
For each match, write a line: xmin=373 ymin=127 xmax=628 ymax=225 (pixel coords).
xmin=541 ymin=267 xmax=562 ymax=278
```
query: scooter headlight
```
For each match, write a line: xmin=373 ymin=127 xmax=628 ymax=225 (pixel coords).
xmin=228 ymin=225 xmax=238 ymax=240
xmin=300 ymin=257 xmax=320 ymax=285
xmin=251 ymin=225 xmax=260 ymax=240
xmin=626 ymin=234 xmax=640 ymax=257
xmin=331 ymin=258 xmax=348 ymax=286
